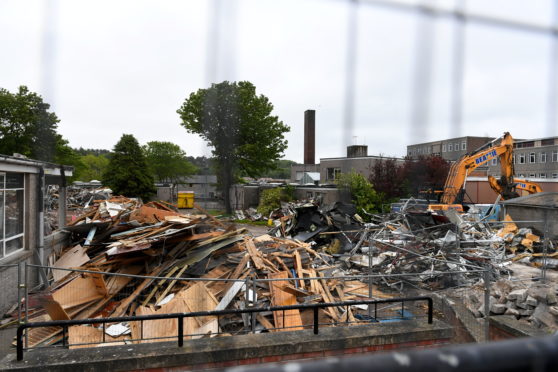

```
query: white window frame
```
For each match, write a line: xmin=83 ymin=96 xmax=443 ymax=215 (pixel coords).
xmin=553 ymin=173 xmax=558 ymax=179
xmin=461 ymin=141 xmax=466 ymax=150
xmin=491 ymin=158 xmax=497 ymax=166
xmin=552 ymin=150 xmax=558 ymax=162
xmin=448 ymin=143 xmax=453 ymax=151
xmin=540 ymin=173 xmax=547 ymax=179
xmin=519 ymin=153 xmax=525 ymax=164
xmin=529 ymin=152 xmax=536 ymax=163
xmin=540 ymin=152 xmax=547 ymax=163
xmin=454 ymin=142 xmax=459 ymax=151
xmin=0 ymin=172 xmax=25 ymax=259
xmin=442 ymin=144 xmax=446 ymax=152
xmin=529 ymin=173 xmax=536 ymax=178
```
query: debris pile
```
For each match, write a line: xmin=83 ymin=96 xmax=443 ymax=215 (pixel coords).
xmin=8 ymin=198 xmax=406 ymax=349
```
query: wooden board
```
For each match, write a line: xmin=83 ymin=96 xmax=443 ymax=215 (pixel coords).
xmin=68 ymin=325 xmax=129 ymax=349
xmin=52 ymin=245 xmax=90 ymax=283
xmin=175 ymin=282 xmax=219 ymax=325
xmin=52 ymin=273 xmax=107 ymax=309
xmin=267 ymin=271 xmax=303 ymax=332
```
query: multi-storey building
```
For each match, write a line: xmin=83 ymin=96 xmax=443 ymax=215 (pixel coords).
xmin=486 ymin=137 xmax=558 ymax=180
xmin=406 ymin=136 xmax=494 ymax=161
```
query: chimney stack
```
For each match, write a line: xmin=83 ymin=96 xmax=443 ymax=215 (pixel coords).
xmin=304 ymin=110 xmax=315 ymax=165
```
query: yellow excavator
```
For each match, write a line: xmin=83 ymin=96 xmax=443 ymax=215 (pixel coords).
xmin=429 ymin=132 xmax=541 ymax=212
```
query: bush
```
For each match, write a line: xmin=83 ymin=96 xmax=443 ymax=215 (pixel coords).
xmin=336 ymin=171 xmax=381 ymax=217
xmin=257 ymin=187 xmax=293 ymax=217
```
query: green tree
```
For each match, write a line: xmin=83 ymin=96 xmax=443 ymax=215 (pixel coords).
xmin=102 ymin=134 xmax=155 ymax=200
xmin=143 ymin=141 xmax=197 ymax=183
xmin=0 ymin=86 xmax=59 ymax=161
xmin=75 ymin=154 xmax=109 ymax=182
xmin=337 ymin=171 xmax=381 ymax=218
xmin=261 ymin=159 xmax=297 ymax=179
xmin=177 ymin=81 xmax=289 ymax=213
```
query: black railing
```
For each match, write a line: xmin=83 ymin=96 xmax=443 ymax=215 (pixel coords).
xmin=16 ymin=296 xmax=433 ymax=361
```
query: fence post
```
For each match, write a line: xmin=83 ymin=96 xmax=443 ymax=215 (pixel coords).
xmin=483 ymin=268 xmax=491 ymax=342
xmin=24 ymin=262 xmax=29 ymax=348
xmin=251 ymin=276 xmax=257 ymax=333
xmin=17 ymin=262 xmax=25 ymax=325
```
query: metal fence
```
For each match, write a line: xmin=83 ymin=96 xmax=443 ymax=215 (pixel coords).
xmin=9 ymin=263 xmax=494 ymax=354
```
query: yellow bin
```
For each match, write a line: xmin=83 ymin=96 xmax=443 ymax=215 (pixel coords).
xmin=177 ymin=191 xmax=195 ymax=208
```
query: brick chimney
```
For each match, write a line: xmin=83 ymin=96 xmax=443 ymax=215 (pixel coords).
xmin=304 ymin=110 xmax=315 ymax=165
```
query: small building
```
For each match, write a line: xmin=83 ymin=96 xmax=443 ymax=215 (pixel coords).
xmin=500 ymin=192 xmax=558 ymax=238
xmin=0 ymin=155 xmax=72 ymax=314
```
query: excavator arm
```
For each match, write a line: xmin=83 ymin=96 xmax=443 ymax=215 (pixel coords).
xmin=489 ymin=176 xmax=542 ymax=199
xmin=440 ymin=132 xmax=516 ymax=204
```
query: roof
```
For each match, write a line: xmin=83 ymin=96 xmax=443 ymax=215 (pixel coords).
xmin=0 ymin=154 xmax=74 ymax=176
xmin=500 ymin=192 xmax=558 ymax=209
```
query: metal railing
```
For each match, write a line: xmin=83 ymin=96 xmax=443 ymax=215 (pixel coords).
xmin=16 ymin=295 xmax=433 ymax=361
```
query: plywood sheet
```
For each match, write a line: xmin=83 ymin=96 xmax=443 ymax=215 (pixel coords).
xmin=52 ymin=245 xmax=89 ymax=283
xmin=268 ymin=271 xmax=303 ymax=331
xmin=52 ymin=273 xmax=107 ymax=309
xmin=68 ymin=325 xmax=128 ymax=349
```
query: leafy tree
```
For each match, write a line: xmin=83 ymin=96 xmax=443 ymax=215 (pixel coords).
xmin=0 ymin=86 xmax=59 ymax=161
xmin=75 ymin=154 xmax=109 ymax=182
xmin=400 ymin=155 xmax=450 ymax=198
xmin=368 ymin=156 xmax=409 ymax=202
xmin=143 ymin=141 xmax=197 ymax=183
xmin=261 ymin=159 xmax=297 ymax=179
xmin=177 ymin=81 xmax=289 ymax=213
xmin=75 ymin=147 xmax=111 ymax=157
xmin=336 ymin=171 xmax=381 ymax=217
xmin=102 ymin=134 xmax=155 ymax=200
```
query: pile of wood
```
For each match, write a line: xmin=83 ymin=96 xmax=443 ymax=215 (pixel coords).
xmin=15 ymin=198 xmax=391 ymax=349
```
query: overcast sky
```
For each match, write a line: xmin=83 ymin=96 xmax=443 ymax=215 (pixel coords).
xmin=1 ymin=0 xmax=557 ymax=162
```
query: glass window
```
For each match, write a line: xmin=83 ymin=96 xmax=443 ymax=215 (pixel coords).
xmin=448 ymin=143 xmax=453 ymax=151
xmin=491 ymin=158 xmax=497 ymax=166
xmin=326 ymin=168 xmax=340 ymax=181
xmin=540 ymin=173 xmax=547 ymax=179
xmin=0 ymin=172 xmax=25 ymax=258
xmin=553 ymin=173 xmax=558 ymax=179
xmin=442 ymin=144 xmax=446 ymax=152
xmin=529 ymin=174 xmax=536 ymax=178
xmin=461 ymin=141 xmax=466 ymax=150
xmin=455 ymin=143 xmax=459 ymax=151
xmin=519 ymin=154 xmax=525 ymax=164
xmin=529 ymin=152 xmax=536 ymax=163
xmin=540 ymin=152 xmax=547 ymax=163
xmin=553 ymin=151 xmax=558 ymax=162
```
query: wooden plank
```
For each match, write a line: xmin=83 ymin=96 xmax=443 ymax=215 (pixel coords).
xmin=112 ymin=265 xmax=165 ymax=317
xmin=37 ymin=295 xmax=70 ymax=321
xmin=293 ymin=250 xmax=305 ymax=289
xmin=245 ymin=239 xmax=265 ymax=270
xmin=194 ymin=203 xmax=226 ymax=227
xmin=154 ymin=263 xmax=189 ymax=305
xmin=256 ymin=314 xmax=276 ymax=332
xmin=175 ymin=282 xmax=219 ymax=325
xmin=267 ymin=271 xmax=303 ymax=332
xmin=105 ymin=266 xmax=143 ymax=296
xmin=215 ymin=281 xmax=244 ymax=311
xmin=68 ymin=325 xmax=129 ymax=349
xmin=52 ymin=245 xmax=89 ymax=283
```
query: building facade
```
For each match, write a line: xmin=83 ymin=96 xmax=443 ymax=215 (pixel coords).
xmin=407 ymin=136 xmax=494 ymax=161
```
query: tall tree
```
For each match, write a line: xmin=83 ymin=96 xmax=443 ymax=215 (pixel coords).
xmin=143 ymin=141 xmax=197 ymax=183
xmin=177 ymin=81 xmax=289 ymax=213
xmin=0 ymin=86 xmax=59 ymax=160
xmin=102 ymin=134 xmax=155 ymax=200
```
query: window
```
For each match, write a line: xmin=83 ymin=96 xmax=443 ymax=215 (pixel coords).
xmin=491 ymin=158 xmax=497 ymax=166
xmin=540 ymin=173 xmax=547 ymax=179
xmin=529 ymin=174 xmax=536 ymax=178
xmin=540 ymin=152 xmax=547 ymax=163
xmin=454 ymin=142 xmax=459 ymax=151
xmin=518 ymin=174 xmax=525 ymax=178
xmin=0 ymin=173 xmax=25 ymax=258
xmin=448 ymin=143 xmax=453 ymax=151
xmin=326 ymin=167 xmax=341 ymax=181
xmin=442 ymin=144 xmax=446 ymax=152
xmin=519 ymin=153 xmax=525 ymax=164
xmin=529 ymin=152 xmax=536 ymax=163
xmin=461 ymin=141 xmax=466 ymax=150
xmin=512 ymin=155 xmax=515 ymax=164
xmin=553 ymin=150 xmax=558 ymax=162
xmin=542 ymin=138 xmax=554 ymax=146
xmin=553 ymin=173 xmax=558 ymax=179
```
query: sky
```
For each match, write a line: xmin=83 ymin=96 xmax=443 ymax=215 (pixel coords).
xmin=1 ymin=0 xmax=557 ymax=162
